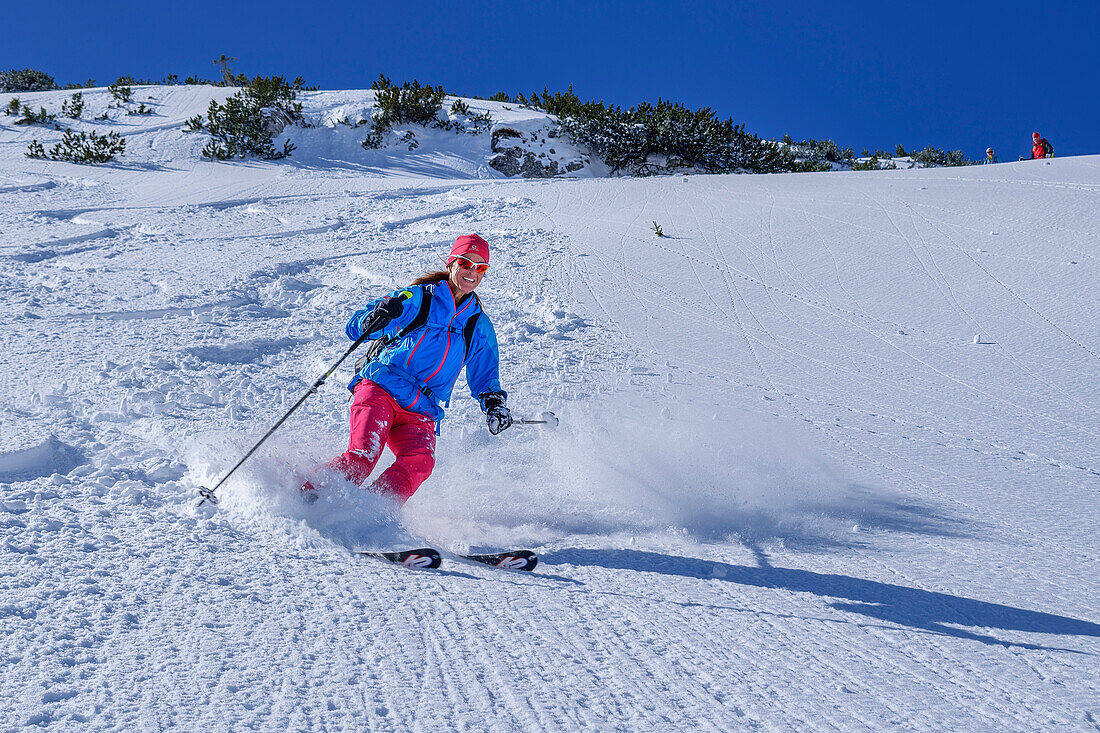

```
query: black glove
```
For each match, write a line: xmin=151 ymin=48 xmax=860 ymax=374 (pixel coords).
xmin=375 ymin=294 xmax=406 ymax=321
xmin=365 ymin=293 xmax=408 ymax=332
xmin=480 ymin=392 xmax=512 ymax=435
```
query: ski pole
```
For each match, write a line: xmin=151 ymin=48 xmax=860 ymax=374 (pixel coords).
xmin=196 ymin=327 xmax=374 ymax=507
xmin=515 ymin=411 xmax=558 ymax=427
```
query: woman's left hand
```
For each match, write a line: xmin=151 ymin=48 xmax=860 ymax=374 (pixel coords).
xmin=487 ymin=404 xmax=513 ymax=435
xmin=480 ymin=392 xmax=512 ymax=435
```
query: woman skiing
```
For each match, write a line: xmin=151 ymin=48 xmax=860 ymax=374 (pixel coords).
xmin=304 ymin=234 xmax=511 ymax=504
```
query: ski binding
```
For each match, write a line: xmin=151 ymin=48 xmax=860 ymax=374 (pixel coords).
xmin=461 ymin=550 xmax=538 ymax=571
xmin=356 ymin=547 xmax=442 ymax=569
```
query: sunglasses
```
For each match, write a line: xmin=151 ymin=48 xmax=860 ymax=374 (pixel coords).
xmin=453 ymin=256 xmax=489 ymax=274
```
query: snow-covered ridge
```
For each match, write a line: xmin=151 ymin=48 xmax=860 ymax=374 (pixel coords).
xmin=1 ymin=82 xmax=1098 ymax=730
xmin=1 ymin=84 xmax=602 ymax=179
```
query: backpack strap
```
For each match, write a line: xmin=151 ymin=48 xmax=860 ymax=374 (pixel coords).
xmin=461 ymin=293 xmax=482 ymax=363
xmin=462 ymin=312 xmax=480 ymax=360
xmin=350 ymin=284 xmax=435 ymax=390
xmin=397 ymin=283 xmax=434 ymax=338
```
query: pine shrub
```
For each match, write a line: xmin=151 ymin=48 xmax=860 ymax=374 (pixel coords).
xmin=0 ymin=68 xmax=58 ymax=92
xmin=61 ymin=92 xmax=84 ymax=119
xmin=14 ymin=105 xmax=57 ymax=128
xmin=447 ymin=98 xmax=492 ymax=135
xmin=360 ymin=129 xmax=384 ymax=150
xmin=851 ymin=154 xmax=879 ymax=171
xmin=187 ymin=75 xmax=304 ymax=160
xmin=47 ymin=129 xmax=126 ymax=164
xmin=214 ymin=55 xmax=240 ymax=86
xmin=370 ymin=74 xmax=446 ymax=131
xmin=25 ymin=139 xmax=46 ymax=158
xmin=909 ymin=146 xmax=975 ymax=167
xmin=780 ymin=137 xmax=870 ymax=171
xmin=108 ymin=78 xmax=134 ymax=104
xmin=534 ymin=87 xmax=796 ymax=175
xmin=360 ymin=75 xmax=449 ymax=147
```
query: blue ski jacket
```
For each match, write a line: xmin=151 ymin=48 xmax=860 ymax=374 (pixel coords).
xmin=346 ymin=282 xmax=505 ymax=425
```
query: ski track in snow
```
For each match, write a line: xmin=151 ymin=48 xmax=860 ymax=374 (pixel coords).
xmin=1 ymin=87 xmax=1098 ymax=731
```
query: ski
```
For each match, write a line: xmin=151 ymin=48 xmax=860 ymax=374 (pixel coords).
xmin=353 ymin=547 xmax=537 ymax=572
xmin=459 ymin=550 xmax=538 ymax=572
xmin=355 ymin=547 xmax=442 ymax=569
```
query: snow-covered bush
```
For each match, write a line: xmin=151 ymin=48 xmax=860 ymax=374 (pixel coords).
xmin=25 ymin=139 xmax=46 ymax=159
xmin=108 ymin=77 xmax=134 ymax=104
xmin=13 ymin=105 xmax=57 ymax=128
xmin=536 ymin=87 xmax=796 ymax=175
xmin=780 ymin=135 xmax=854 ymax=170
xmin=361 ymin=75 xmax=454 ymax=149
xmin=0 ymin=68 xmax=57 ymax=93
xmin=41 ymin=129 xmax=126 ymax=164
xmin=360 ymin=128 xmax=384 ymax=150
xmin=909 ymin=146 xmax=975 ymax=167
xmin=370 ymin=75 xmax=446 ymax=130
xmin=185 ymin=75 xmax=304 ymax=160
xmin=61 ymin=92 xmax=84 ymax=119
xmin=445 ymin=98 xmax=493 ymax=135
xmin=851 ymin=153 xmax=897 ymax=171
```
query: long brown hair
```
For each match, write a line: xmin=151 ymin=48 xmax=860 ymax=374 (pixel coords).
xmin=409 ymin=264 xmax=480 ymax=306
xmin=410 ymin=269 xmax=449 ymax=286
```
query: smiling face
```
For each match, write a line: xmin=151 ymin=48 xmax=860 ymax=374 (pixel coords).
xmin=447 ymin=253 xmax=487 ymax=299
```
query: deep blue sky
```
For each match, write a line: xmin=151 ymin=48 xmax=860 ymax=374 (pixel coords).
xmin=9 ymin=1 xmax=1098 ymax=157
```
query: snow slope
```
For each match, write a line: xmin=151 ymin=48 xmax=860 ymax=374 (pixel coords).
xmin=1 ymin=86 xmax=1098 ymax=731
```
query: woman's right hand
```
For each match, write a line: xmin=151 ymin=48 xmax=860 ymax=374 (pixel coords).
xmin=365 ymin=291 xmax=411 ymax=333
xmin=374 ymin=294 xmax=407 ymax=323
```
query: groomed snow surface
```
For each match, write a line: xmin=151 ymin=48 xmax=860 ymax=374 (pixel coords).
xmin=1 ymin=86 xmax=1098 ymax=731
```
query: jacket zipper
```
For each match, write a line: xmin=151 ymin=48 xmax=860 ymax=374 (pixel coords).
xmin=412 ymin=292 xmax=476 ymax=403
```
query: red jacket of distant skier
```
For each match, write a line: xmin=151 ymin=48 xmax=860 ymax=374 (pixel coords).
xmin=1032 ymin=138 xmax=1053 ymax=159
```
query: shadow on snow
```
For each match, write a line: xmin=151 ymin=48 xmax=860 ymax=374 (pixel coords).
xmin=543 ymin=548 xmax=1100 ymax=651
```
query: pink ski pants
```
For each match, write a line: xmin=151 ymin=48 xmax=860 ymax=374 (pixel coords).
xmin=329 ymin=380 xmax=437 ymax=503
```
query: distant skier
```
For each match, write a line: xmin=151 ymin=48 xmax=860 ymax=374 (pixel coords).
xmin=1030 ymin=132 xmax=1054 ymax=159
xmin=303 ymin=234 xmax=512 ymax=504
xmin=982 ymin=147 xmax=998 ymax=164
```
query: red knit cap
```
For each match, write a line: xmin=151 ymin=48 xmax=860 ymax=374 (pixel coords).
xmin=448 ymin=234 xmax=490 ymax=264
xmin=1033 ymin=131 xmax=1041 ymax=139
